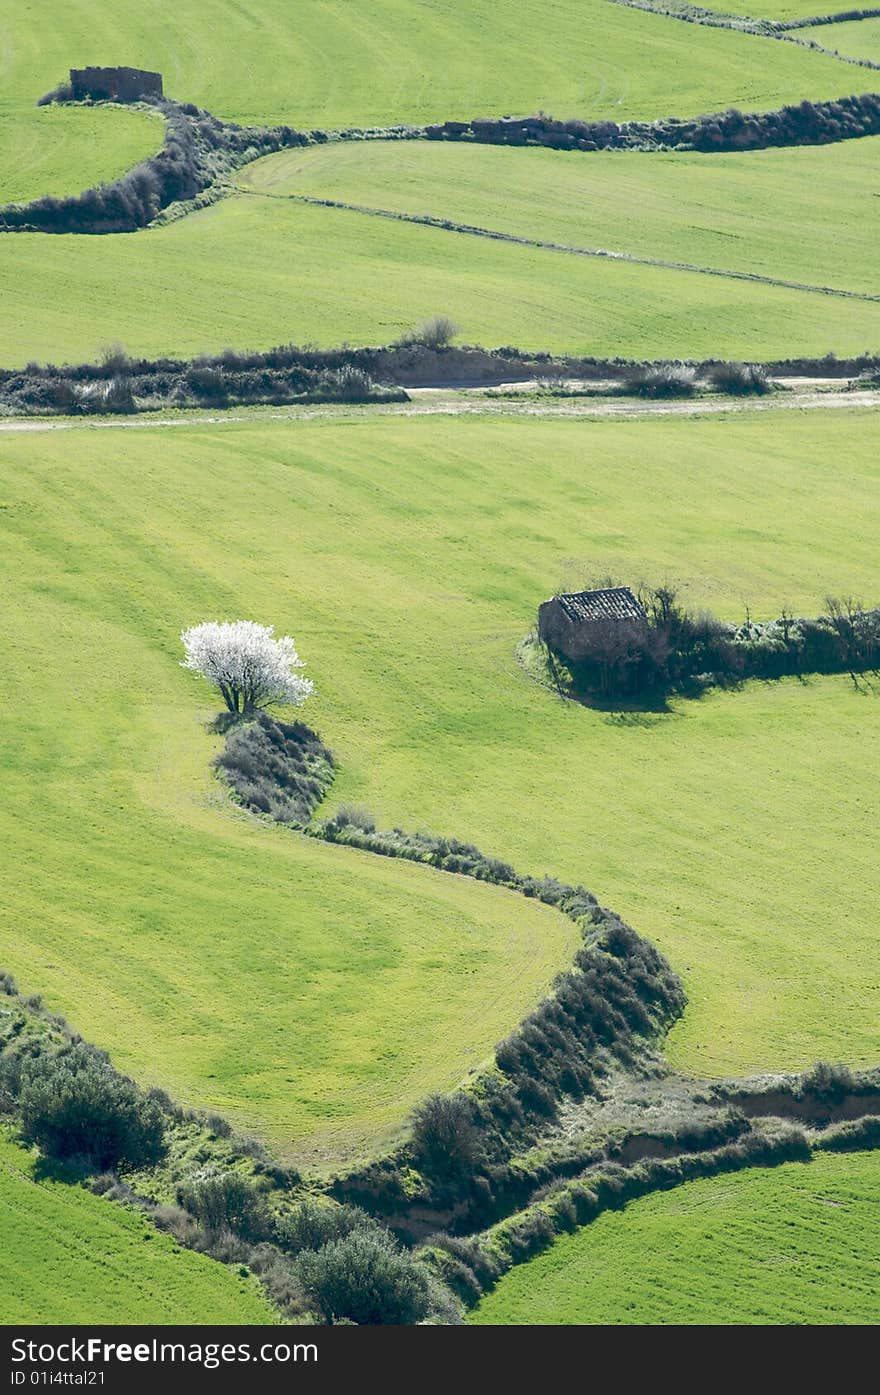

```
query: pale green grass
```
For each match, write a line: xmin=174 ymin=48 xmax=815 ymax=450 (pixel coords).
xmin=242 ymin=136 xmax=880 ymax=297
xmin=0 ymin=104 xmax=162 ymax=204
xmin=2 ymin=193 xmax=880 ymax=367
xmin=0 ymin=422 xmax=574 ymax=1167
xmin=0 ymin=1132 xmax=275 ymax=1322
xmin=1 ymin=407 xmax=878 ymax=1155
xmin=711 ymin=1 xmax=858 ymax=17
xmin=819 ymin=18 xmax=880 ymax=62
xmin=471 ymin=1150 xmax=880 ymax=1324
xmin=0 ymin=1 xmax=861 ymax=132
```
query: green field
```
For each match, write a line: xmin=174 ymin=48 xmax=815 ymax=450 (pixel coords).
xmin=3 ymin=186 xmax=880 ymax=367
xmin=0 ymin=1 xmax=861 ymax=134
xmin=0 ymin=1132 xmax=275 ymax=1322
xmin=709 ymin=1 xmax=855 ymax=18
xmin=242 ymin=136 xmax=880 ymax=296
xmin=0 ymin=104 xmax=162 ymax=205
xmin=471 ymin=1149 xmax=880 ymax=1324
xmin=819 ymin=18 xmax=880 ymax=63
xmin=1 ymin=407 xmax=878 ymax=1174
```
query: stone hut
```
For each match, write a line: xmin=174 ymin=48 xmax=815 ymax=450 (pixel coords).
xmin=537 ymin=586 xmax=647 ymax=662
xmin=70 ymin=67 xmax=163 ymax=102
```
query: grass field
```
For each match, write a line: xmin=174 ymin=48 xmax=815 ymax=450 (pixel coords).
xmin=0 ymin=104 xmax=162 ymax=205
xmin=0 ymin=1132 xmax=275 ymax=1322
xmin=3 ymin=188 xmax=880 ymax=367
xmin=710 ymin=0 xmax=858 ymax=18
xmin=471 ymin=1149 xmax=880 ymax=1324
xmin=0 ymin=1 xmax=861 ymax=136
xmin=820 ymin=19 xmax=880 ymax=63
xmin=242 ymin=136 xmax=880 ymax=297
xmin=1 ymin=407 xmax=878 ymax=1173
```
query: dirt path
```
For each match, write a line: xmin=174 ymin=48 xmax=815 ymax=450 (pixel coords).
xmin=1 ymin=382 xmax=879 ymax=433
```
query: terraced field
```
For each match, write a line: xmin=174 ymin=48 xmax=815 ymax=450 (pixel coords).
xmin=3 ymin=0 xmax=880 ymax=1334
xmin=1 ymin=407 xmax=878 ymax=1168
xmin=0 ymin=1132 xmax=275 ymax=1322
xmin=471 ymin=1149 xmax=880 ymax=1324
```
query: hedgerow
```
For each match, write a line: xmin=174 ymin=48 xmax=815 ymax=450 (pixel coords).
xmin=425 ymin=92 xmax=880 ymax=154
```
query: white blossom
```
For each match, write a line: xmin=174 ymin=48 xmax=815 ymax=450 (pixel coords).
xmin=181 ymin=620 xmax=314 ymax=715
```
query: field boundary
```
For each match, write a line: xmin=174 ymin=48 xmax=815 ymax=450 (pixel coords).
xmin=606 ymin=0 xmax=880 ymax=70
xmin=238 ymin=186 xmax=880 ymax=305
xmin=5 ymin=84 xmax=880 ymax=235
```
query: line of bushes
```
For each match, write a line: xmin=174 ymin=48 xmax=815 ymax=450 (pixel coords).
xmin=0 ymin=353 xmax=409 ymax=416
xmin=420 ymin=1123 xmax=813 ymax=1307
xmin=312 ymin=809 xmax=684 ymax=1225
xmin=0 ymin=95 xmax=315 ymax=235
xmin=425 ymin=92 xmax=880 ymax=153
xmin=3 ymin=341 xmax=879 ymax=419
xmin=776 ymin=7 xmax=880 ymax=29
xmin=544 ymin=585 xmax=880 ymax=702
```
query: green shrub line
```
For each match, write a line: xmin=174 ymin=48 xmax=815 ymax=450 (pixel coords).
xmin=606 ymin=0 xmax=880 ymax=70
xmin=537 ymin=585 xmax=880 ymax=703
xmin=5 ymin=79 xmax=880 ymax=239
xmin=2 ymin=340 xmax=879 ymax=419
xmin=421 ymin=1123 xmax=816 ymax=1309
xmin=425 ymin=91 xmax=880 ymax=152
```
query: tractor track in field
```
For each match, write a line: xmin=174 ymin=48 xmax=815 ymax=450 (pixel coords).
xmin=236 ymin=187 xmax=880 ymax=305
xmin=1 ymin=383 xmax=879 ymax=433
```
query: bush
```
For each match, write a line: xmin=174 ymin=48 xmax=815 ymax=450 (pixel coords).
xmin=215 ymin=713 xmax=334 ymax=825
xmin=396 ymin=315 xmax=458 ymax=350
xmin=274 ymin=1199 xmax=377 ymax=1254
xmin=18 ymin=1045 xmax=165 ymax=1169
xmin=800 ymin=1061 xmax=856 ymax=1101
xmin=818 ymin=1116 xmax=880 ymax=1152
xmin=708 ymin=362 xmax=773 ymax=395
xmin=411 ymin=1093 xmax=485 ymax=1181
xmin=295 ymin=1230 xmax=430 ymax=1325
xmin=623 ymin=363 xmax=697 ymax=398
xmin=177 ymin=1171 xmax=271 ymax=1241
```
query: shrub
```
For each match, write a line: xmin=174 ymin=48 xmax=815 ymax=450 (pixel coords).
xmin=708 ymin=361 xmax=773 ymax=395
xmin=18 ymin=1045 xmax=165 ymax=1169
xmin=215 ymin=713 xmax=334 ymax=824
xmin=411 ymin=1093 xmax=485 ymax=1181
xmin=623 ymin=363 xmax=697 ymax=398
xmin=396 ymin=315 xmax=458 ymax=350
xmin=177 ymin=1171 xmax=271 ymax=1241
xmin=295 ymin=1230 xmax=430 ymax=1325
xmin=799 ymin=1061 xmax=856 ymax=1101
xmin=274 ymin=1199 xmax=378 ymax=1254
xmin=818 ymin=1116 xmax=880 ymax=1151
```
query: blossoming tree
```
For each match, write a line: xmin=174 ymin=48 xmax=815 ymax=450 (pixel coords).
xmin=181 ymin=620 xmax=314 ymax=715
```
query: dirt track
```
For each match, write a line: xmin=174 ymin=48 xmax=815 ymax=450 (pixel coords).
xmin=1 ymin=381 xmax=878 ymax=433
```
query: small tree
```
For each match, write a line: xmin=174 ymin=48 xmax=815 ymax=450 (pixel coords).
xmin=18 ymin=1046 xmax=165 ymax=1170
xmin=181 ymin=620 xmax=314 ymax=715
xmin=295 ymin=1230 xmax=430 ymax=1325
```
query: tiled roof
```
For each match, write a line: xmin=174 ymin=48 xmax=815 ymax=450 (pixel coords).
xmin=556 ymin=586 xmax=647 ymax=624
